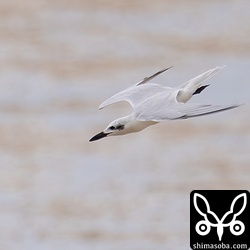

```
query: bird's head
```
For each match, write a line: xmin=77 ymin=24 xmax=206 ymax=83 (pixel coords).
xmin=89 ymin=118 xmax=128 ymax=142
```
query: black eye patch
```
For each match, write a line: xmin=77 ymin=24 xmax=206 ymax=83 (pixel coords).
xmin=116 ymin=124 xmax=125 ymax=130
xmin=109 ymin=124 xmax=124 ymax=131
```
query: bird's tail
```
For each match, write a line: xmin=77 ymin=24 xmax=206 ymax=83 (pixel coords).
xmin=177 ymin=66 xmax=225 ymax=103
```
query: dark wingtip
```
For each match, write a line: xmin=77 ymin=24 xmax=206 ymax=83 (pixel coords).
xmin=193 ymin=85 xmax=210 ymax=95
xmin=159 ymin=66 xmax=173 ymax=74
xmin=137 ymin=66 xmax=173 ymax=86
xmin=165 ymin=65 xmax=174 ymax=71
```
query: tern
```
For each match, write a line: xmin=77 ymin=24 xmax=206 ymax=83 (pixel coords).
xmin=89 ymin=66 xmax=240 ymax=142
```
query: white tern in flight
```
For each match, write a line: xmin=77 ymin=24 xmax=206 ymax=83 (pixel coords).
xmin=89 ymin=66 xmax=240 ymax=142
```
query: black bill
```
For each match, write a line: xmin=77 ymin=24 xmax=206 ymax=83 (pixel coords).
xmin=89 ymin=131 xmax=109 ymax=142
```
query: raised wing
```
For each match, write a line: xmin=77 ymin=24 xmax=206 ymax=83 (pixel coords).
xmin=136 ymin=66 xmax=173 ymax=86
xmin=137 ymin=102 xmax=240 ymax=121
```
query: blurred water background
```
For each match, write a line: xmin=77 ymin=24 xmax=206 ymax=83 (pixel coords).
xmin=0 ymin=0 xmax=249 ymax=249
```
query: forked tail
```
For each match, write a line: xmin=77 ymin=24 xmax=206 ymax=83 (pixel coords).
xmin=177 ymin=66 xmax=225 ymax=103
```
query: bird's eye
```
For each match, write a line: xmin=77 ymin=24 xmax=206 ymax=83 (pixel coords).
xmin=109 ymin=126 xmax=115 ymax=130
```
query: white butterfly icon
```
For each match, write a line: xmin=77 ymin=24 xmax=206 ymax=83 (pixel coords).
xmin=193 ymin=193 xmax=247 ymax=241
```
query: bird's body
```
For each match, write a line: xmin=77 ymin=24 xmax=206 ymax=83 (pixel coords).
xmin=90 ymin=66 xmax=240 ymax=142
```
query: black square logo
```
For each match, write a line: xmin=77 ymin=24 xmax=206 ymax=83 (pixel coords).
xmin=190 ymin=190 xmax=250 ymax=250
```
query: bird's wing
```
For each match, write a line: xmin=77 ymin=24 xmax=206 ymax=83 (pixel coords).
xmin=99 ymin=83 xmax=169 ymax=110
xmin=99 ymin=67 xmax=173 ymax=110
xmin=136 ymin=66 xmax=173 ymax=86
xmin=178 ymin=66 xmax=225 ymax=89
xmin=137 ymin=102 xmax=240 ymax=121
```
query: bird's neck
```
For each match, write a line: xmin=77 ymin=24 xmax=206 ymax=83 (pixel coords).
xmin=121 ymin=114 xmax=157 ymax=134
